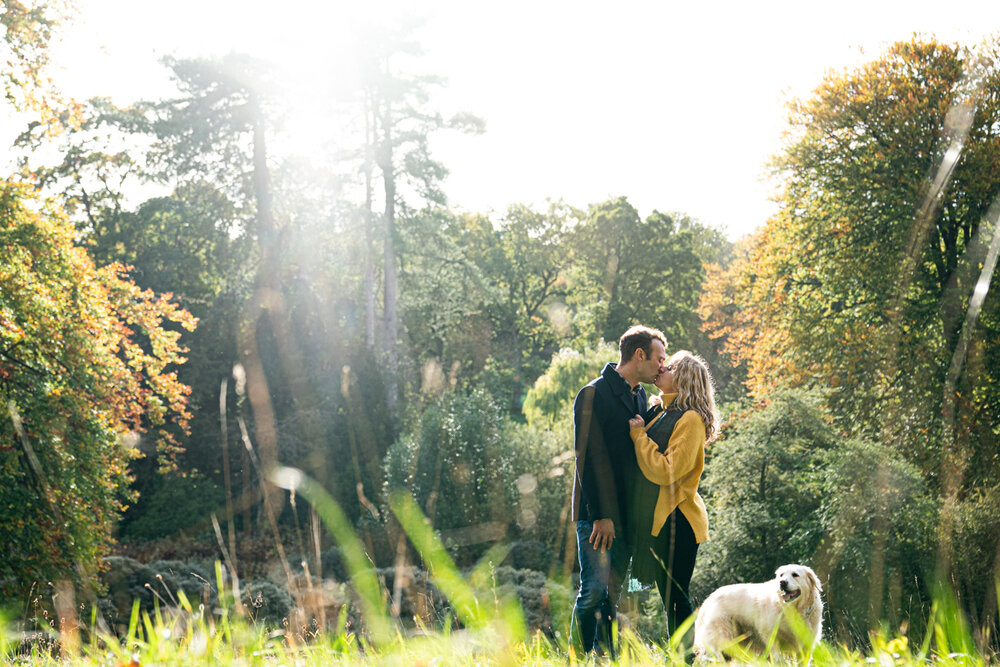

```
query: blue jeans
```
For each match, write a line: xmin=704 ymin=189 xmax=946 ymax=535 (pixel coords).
xmin=571 ymin=519 xmax=630 ymax=654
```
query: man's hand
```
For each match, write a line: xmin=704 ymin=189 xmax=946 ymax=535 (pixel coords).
xmin=628 ymin=414 xmax=644 ymax=430
xmin=589 ymin=518 xmax=615 ymax=553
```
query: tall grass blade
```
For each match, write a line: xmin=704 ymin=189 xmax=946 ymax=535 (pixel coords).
xmin=932 ymin=577 xmax=976 ymax=659
xmin=126 ymin=599 xmax=141 ymax=646
xmin=667 ymin=612 xmax=695 ymax=660
xmin=389 ymin=489 xmax=490 ymax=629
xmin=271 ymin=466 xmax=394 ymax=644
xmin=0 ymin=611 xmax=11 ymax=659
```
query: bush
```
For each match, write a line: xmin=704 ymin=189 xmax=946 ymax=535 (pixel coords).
xmin=693 ymin=389 xmax=833 ymax=599
xmin=384 ymin=387 xmax=518 ymax=565
xmin=241 ymin=579 xmax=294 ymax=626
xmin=99 ymin=557 xmax=217 ymax=626
xmin=490 ymin=565 xmax=573 ymax=636
xmin=940 ymin=484 xmax=999 ymax=635
xmin=502 ymin=421 xmax=575 ymax=559
xmin=119 ymin=470 xmax=225 ymax=542
xmin=374 ymin=566 xmax=450 ymax=625
xmin=320 ymin=545 xmax=348 ymax=581
xmin=693 ymin=388 xmax=941 ymax=644
xmin=814 ymin=437 xmax=937 ymax=641
xmin=522 ymin=341 xmax=616 ymax=429
xmin=502 ymin=540 xmax=556 ymax=573
xmin=0 ymin=183 xmax=194 ymax=601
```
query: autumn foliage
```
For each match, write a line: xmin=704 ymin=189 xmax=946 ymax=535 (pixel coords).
xmin=700 ymin=39 xmax=1000 ymax=455
xmin=0 ymin=181 xmax=195 ymax=599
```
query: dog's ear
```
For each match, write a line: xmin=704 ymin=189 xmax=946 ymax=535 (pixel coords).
xmin=806 ymin=567 xmax=822 ymax=593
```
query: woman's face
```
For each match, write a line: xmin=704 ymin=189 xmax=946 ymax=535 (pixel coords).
xmin=655 ymin=358 xmax=679 ymax=394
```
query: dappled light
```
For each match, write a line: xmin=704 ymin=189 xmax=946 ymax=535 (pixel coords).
xmin=2 ymin=1 xmax=1000 ymax=665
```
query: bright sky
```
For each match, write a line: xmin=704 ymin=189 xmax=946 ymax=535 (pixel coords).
xmin=24 ymin=0 xmax=1000 ymax=239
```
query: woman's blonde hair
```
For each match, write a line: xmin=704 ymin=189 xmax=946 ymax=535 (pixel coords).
xmin=667 ymin=350 xmax=721 ymax=443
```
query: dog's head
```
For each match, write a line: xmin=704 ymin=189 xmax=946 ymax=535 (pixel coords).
xmin=774 ymin=564 xmax=821 ymax=605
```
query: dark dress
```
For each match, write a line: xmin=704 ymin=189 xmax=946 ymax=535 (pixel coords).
xmin=629 ymin=404 xmax=687 ymax=585
xmin=628 ymin=403 xmax=700 ymax=641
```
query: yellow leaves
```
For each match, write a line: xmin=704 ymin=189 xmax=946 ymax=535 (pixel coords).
xmin=2 ymin=181 xmax=195 ymax=473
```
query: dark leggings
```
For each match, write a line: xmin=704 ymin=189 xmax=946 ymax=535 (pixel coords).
xmin=652 ymin=508 xmax=699 ymax=639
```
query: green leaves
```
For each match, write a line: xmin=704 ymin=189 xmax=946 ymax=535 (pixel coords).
xmin=702 ymin=37 xmax=1000 ymax=466
xmin=0 ymin=182 xmax=194 ymax=598
xmin=567 ymin=197 xmax=716 ymax=352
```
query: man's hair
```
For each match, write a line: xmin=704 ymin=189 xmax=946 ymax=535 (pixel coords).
xmin=618 ymin=325 xmax=667 ymax=364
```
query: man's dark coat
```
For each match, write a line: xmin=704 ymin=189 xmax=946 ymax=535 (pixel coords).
xmin=571 ymin=362 xmax=650 ymax=540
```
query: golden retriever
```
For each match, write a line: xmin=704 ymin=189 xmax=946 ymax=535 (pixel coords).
xmin=694 ymin=564 xmax=823 ymax=659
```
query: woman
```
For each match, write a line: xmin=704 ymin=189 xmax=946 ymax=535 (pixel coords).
xmin=627 ymin=350 xmax=720 ymax=644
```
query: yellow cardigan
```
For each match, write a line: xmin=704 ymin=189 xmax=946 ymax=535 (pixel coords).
xmin=629 ymin=393 xmax=709 ymax=543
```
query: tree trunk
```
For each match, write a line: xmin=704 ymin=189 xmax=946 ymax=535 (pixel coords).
xmin=378 ymin=98 xmax=399 ymax=417
xmin=363 ymin=92 xmax=377 ymax=351
xmin=243 ymin=99 xmax=283 ymax=518
xmin=252 ymin=105 xmax=276 ymax=246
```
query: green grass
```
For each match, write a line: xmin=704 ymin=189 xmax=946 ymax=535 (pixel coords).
xmin=3 ymin=467 xmax=997 ymax=665
xmin=2 ymin=600 xmax=995 ymax=666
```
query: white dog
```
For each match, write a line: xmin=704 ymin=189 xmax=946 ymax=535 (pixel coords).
xmin=694 ymin=564 xmax=823 ymax=659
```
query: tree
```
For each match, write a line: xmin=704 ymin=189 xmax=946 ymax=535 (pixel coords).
xmin=569 ymin=197 xmax=707 ymax=352
xmin=14 ymin=94 xmax=260 ymax=535
xmin=383 ymin=387 xmax=515 ymax=565
xmin=13 ymin=97 xmax=150 ymax=242
xmin=396 ymin=208 xmax=493 ymax=397
xmin=478 ymin=203 xmax=572 ymax=402
xmin=146 ymin=53 xmax=297 ymax=519
xmin=0 ymin=182 xmax=194 ymax=598
xmin=700 ymin=38 xmax=1000 ymax=481
xmin=695 ymin=389 xmax=938 ymax=642
xmin=358 ymin=25 xmax=483 ymax=416
xmin=812 ymin=437 xmax=937 ymax=640
xmin=698 ymin=38 xmax=1000 ymax=619
xmin=1 ymin=0 xmax=77 ymax=129
xmin=522 ymin=341 xmax=617 ymax=430
xmin=438 ymin=202 xmax=574 ymax=406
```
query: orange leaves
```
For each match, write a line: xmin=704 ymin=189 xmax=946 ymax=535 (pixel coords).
xmin=0 ymin=181 xmax=195 ymax=596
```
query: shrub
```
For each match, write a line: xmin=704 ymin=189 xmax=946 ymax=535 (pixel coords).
xmin=384 ymin=387 xmax=517 ymax=565
xmin=522 ymin=341 xmax=616 ymax=429
xmin=98 ymin=556 xmax=217 ymax=625
xmin=938 ymin=484 xmax=1000 ymax=635
xmin=694 ymin=389 xmax=833 ymax=599
xmin=694 ymin=388 xmax=941 ymax=644
xmin=374 ymin=566 xmax=450 ymax=626
xmin=0 ymin=183 xmax=194 ymax=600
xmin=814 ymin=437 xmax=938 ymax=641
xmin=502 ymin=540 xmax=556 ymax=573
xmin=485 ymin=566 xmax=573 ymax=636
xmin=241 ymin=579 xmax=294 ymax=626
xmin=119 ymin=470 xmax=225 ymax=541
xmin=502 ymin=421 xmax=575 ymax=559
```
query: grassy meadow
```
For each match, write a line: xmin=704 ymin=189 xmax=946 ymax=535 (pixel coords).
xmin=3 ymin=468 xmax=997 ymax=665
xmin=2 ymin=567 xmax=995 ymax=665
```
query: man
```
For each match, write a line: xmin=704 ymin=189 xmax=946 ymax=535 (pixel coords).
xmin=570 ymin=325 xmax=668 ymax=654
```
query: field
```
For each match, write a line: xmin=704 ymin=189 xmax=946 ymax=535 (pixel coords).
xmin=3 ymin=473 xmax=996 ymax=665
xmin=2 ymin=579 xmax=994 ymax=666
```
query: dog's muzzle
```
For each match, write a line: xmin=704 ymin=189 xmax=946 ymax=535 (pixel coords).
xmin=779 ymin=581 xmax=801 ymax=602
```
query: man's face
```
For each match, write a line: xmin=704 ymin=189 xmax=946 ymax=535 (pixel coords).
xmin=638 ymin=339 xmax=667 ymax=384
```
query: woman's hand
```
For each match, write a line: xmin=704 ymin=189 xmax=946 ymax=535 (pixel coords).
xmin=629 ymin=414 xmax=644 ymax=430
